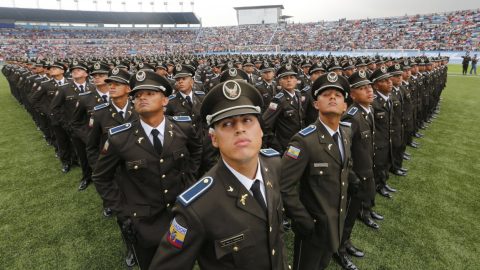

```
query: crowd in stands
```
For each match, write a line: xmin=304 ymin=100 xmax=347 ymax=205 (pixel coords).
xmin=1 ymin=9 xmax=479 ymax=57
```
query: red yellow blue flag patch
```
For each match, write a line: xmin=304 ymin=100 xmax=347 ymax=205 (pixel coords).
xmin=286 ymin=145 xmax=300 ymax=159
xmin=301 ymin=96 xmax=306 ymax=102
xmin=208 ymin=128 xmax=215 ymax=137
xmin=268 ymin=102 xmax=278 ymax=110
xmin=168 ymin=218 xmax=187 ymax=248
xmin=89 ymin=118 xmax=94 ymax=127
xmin=75 ymin=101 xmax=79 ymax=108
xmin=102 ymin=141 xmax=109 ymax=153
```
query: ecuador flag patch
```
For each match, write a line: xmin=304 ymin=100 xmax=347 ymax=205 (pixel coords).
xmin=168 ymin=218 xmax=187 ymax=248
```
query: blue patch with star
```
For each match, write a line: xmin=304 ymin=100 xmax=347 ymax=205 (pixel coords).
xmin=347 ymin=107 xmax=358 ymax=116
xmin=178 ymin=176 xmax=214 ymax=206
xmin=298 ymin=125 xmax=317 ymax=136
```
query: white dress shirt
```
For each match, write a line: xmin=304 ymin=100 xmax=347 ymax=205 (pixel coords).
xmin=319 ymin=117 xmax=345 ymax=163
xmin=223 ymin=159 xmax=267 ymax=205
xmin=96 ymin=89 xmax=110 ymax=102
xmin=112 ymin=102 xmax=128 ymax=119
xmin=140 ymin=117 xmax=166 ymax=146
xmin=74 ymin=81 xmax=86 ymax=91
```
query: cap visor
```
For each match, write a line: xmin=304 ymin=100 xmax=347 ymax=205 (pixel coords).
xmin=211 ymin=107 xmax=261 ymax=126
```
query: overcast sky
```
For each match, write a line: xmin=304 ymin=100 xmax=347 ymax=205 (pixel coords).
xmin=1 ymin=0 xmax=478 ymax=27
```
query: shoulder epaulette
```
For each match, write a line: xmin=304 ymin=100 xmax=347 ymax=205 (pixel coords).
xmin=168 ymin=94 xmax=176 ymax=100
xmin=302 ymin=86 xmax=310 ymax=91
xmin=347 ymin=107 xmax=358 ymax=116
xmin=195 ymin=91 xmax=205 ymax=95
xmin=256 ymin=82 xmax=262 ymax=86
xmin=109 ymin=122 xmax=133 ymax=136
xmin=274 ymin=93 xmax=284 ymax=99
xmin=34 ymin=77 xmax=44 ymax=81
xmin=299 ymin=125 xmax=317 ymax=136
xmin=27 ymin=75 xmax=36 ymax=79
xmin=295 ymin=89 xmax=301 ymax=93
xmin=177 ymin=176 xmax=214 ymax=206
xmin=299 ymin=75 xmax=304 ymax=77
xmin=41 ymin=79 xmax=53 ymax=84
xmin=22 ymin=71 xmax=30 ymax=75
xmin=61 ymin=83 xmax=70 ymax=86
xmin=373 ymin=94 xmax=378 ymax=99
xmin=340 ymin=121 xmax=352 ymax=127
xmin=194 ymin=80 xmax=202 ymax=84
xmin=172 ymin=116 xmax=192 ymax=122
xmin=259 ymin=148 xmax=281 ymax=157
xmin=94 ymin=103 xmax=109 ymax=111
xmin=79 ymin=91 xmax=91 ymax=96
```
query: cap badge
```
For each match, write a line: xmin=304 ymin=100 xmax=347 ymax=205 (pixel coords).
xmin=264 ymin=62 xmax=269 ymax=68
xmin=395 ymin=64 xmax=401 ymax=70
xmin=335 ymin=61 xmax=339 ymax=65
xmin=381 ymin=66 xmax=388 ymax=73
xmin=139 ymin=62 xmax=144 ymax=68
xmin=228 ymin=68 xmax=237 ymax=77
xmin=112 ymin=67 xmax=119 ymax=75
xmin=136 ymin=71 xmax=146 ymax=82
xmin=94 ymin=62 xmax=101 ymax=70
xmin=285 ymin=63 xmax=292 ymax=71
xmin=223 ymin=80 xmax=241 ymax=100
xmin=116 ymin=60 xmax=120 ymax=65
xmin=176 ymin=65 xmax=182 ymax=71
xmin=327 ymin=72 xmax=338 ymax=83
xmin=359 ymin=70 xmax=366 ymax=78
xmin=227 ymin=62 xmax=234 ymax=68
xmin=73 ymin=60 xmax=78 ymax=66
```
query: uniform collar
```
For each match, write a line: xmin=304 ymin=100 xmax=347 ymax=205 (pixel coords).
xmin=223 ymin=158 xmax=263 ymax=192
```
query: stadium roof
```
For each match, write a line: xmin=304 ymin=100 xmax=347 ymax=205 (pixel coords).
xmin=0 ymin=7 xmax=200 ymax=25
xmin=233 ymin=5 xmax=284 ymax=10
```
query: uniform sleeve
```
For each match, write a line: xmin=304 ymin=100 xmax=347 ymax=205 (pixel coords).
xmin=30 ymin=85 xmax=47 ymax=115
xmin=262 ymin=98 xmax=283 ymax=153
xmin=86 ymin=112 xmax=102 ymax=171
xmin=279 ymin=135 xmax=313 ymax=226
xmin=340 ymin=114 xmax=359 ymax=183
xmin=50 ymin=89 xmax=67 ymax=129
xmin=185 ymin=125 xmax=203 ymax=187
xmin=71 ymin=99 xmax=88 ymax=143
xmin=91 ymin=137 xmax=126 ymax=220
xmin=149 ymin=202 xmax=205 ymax=270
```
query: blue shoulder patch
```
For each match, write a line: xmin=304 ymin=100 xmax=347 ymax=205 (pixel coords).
xmin=168 ymin=94 xmax=176 ymax=100
xmin=295 ymin=89 xmax=301 ymax=93
xmin=256 ymin=82 xmax=262 ymax=86
xmin=172 ymin=116 xmax=192 ymax=122
xmin=94 ymin=103 xmax=109 ymax=111
xmin=109 ymin=122 xmax=133 ymax=136
xmin=299 ymin=125 xmax=317 ymax=136
xmin=302 ymin=86 xmax=310 ymax=91
xmin=259 ymin=148 xmax=281 ymax=157
xmin=347 ymin=107 xmax=358 ymax=116
xmin=274 ymin=93 xmax=284 ymax=99
xmin=195 ymin=91 xmax=205 ymax=95
xmin=340 ymin=121 xmax=352 ymax=127
xmin=79 ymin=91 xmax=91 ymax=96
xmin=299 ymin=75 xmax=305 ymax=77
xmin=373 ymin=94 xmax=378 ymax=99
xmin=178 ymin=176 xmax=214 ymax=206
xmin=41 ymin=79 xmax=52 ymax=84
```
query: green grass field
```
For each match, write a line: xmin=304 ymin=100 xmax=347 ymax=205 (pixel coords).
xmin=1 ymin=64 xmax=479 ymax=269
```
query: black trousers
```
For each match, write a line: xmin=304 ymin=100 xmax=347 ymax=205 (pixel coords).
xmin=71 ymin=136 xmax=92 ymax=183
xmin=293 ymin=235 xmax=332 ymax=270
xmin=463 ymin=64 xmax=469 ymax=75
xmin=52 ymin=125 xmax=76 ymax=166
xmin=392 ymin=145 xmax=405 ymax=171
xmin=131 ymin=244 xmax=157 ymax=270
xmin=338 ymin=196 xmax=363 ymax=254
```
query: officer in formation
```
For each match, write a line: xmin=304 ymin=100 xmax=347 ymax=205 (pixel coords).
xmin=2 ymin=53 xmax=448 ymax=270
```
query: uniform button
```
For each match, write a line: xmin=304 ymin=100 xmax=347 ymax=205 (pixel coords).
xmin=164 ymin=190 xmax=168 ymax=193
xmin=342 ymin=196 xmax=344 ymax=199
xmin=233 ymin=247 xmax=238 ymax=251
xmin=162 ymin=175 xmax=166 ymax=178
xmin=272 ymin=249 xmax=275 ymax=256
xmin=134 ymin=213 xmax=136 ymax=217
xmin=289 ymin=265 xmax=292 ymax=270
xmin=282 ymin=208 xmax=285 ymax=212
xmin=203 ymin=179 xmax=209 ymax=184
xmin=342 ymin=182 xmax=345 ymax=186
xmin=192 ymin=114 xmax=194 ymax=117
xmin=134 ymin=165 xmax=138 ymax=169
xmin=181 ymin=154 xmax=184 ymax=157
xmin=342 ymin=169 xmax=344 ymax=172
xmin=193 ymin=124 xmax=195 ymax=127
xmin=167 ymin=204 xmax=170 ymax=207
xmin=341 ymin=209 xmax=343 ymax=212
xmin=373 ymin=132 xmax=375 ymax=135
xmin=313 ymin=219 xmax=316 ymax=223
xmin=363 ymin=177 xmax=366 ymax=180
xmin=319 ymin=171 xmax=323 ymax=175
xmin=270 ymin=226 xmax=272 ymax=232
xmin=160 ymin=159 xmax=163 ymax=163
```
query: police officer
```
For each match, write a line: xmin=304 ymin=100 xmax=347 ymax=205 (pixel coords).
xmin=244 ymin=58 xmax=259 ymax=85
xmin=255 ymin=61 xmax=278 ymax=113
xmin=92 ymin=70 xmax=202 ymax=269
xmin=280 ymin=72 xmax=353 ymax=270
xmin=150 ymin=80 xmax=289 ymax=270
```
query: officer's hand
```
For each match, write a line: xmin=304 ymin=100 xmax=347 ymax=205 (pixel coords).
xmin=297 ymin=218 xmax=315 ymax=239
xmin=122 ymin=218 xmax=137 ymax=244
xmin=348 ymin=178 xmax=362 ymax=196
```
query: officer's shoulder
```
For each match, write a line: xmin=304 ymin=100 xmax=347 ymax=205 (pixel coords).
xmin=194 ymin=91 xmax=205 ymax=95
xmin=27 ymin=75 xmax=36 ymax=79
xmin=302 ymin=86 xmax=310 ymax=91
xmin=41 ymin=79 xmax=53 ymax=84
xmin=94 ymin=103 xmax=109 ymax=111
xmin=298 ymin=124 xmax=317 ymax=136
xmin=256 ymin=81 xmax=263 ymax=86
xmin=177 ymin=176 xmax=214 ymax=207
xmin=168 ymin=94 xmax=177 ymax=100
xmin=299 ymin=74 xmax=305 ymax=78
xmin=340 ymin=121 xmax=352 ymax=127
xmin=109 ymin=122 xmax=134 ymax=136
xmin=79 ymin=91 xmax=92 ymax=96
xmin=259 ymin=148 xmax=281 ymax=157
xmin=171 ymin=116 xmax=192 ymax=122
xmin=274 ymin=92 xmax=284 ymax=99
xmin=347 ymin=107 xmax=358 ymax=116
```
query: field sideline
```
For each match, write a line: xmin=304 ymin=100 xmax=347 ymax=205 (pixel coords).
xmin=0 ymin=64 xmax=479 ymax=269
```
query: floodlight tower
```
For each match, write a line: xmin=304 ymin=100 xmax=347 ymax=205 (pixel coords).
xmin=164 ymin=0 xmax=169 ymax=12
xmin=190 ymin=0 xmax=195 ymax=12
xmin=179 ymin=1 xmax=183 ymax=12
xmin=107 ymin=1 xmax=112 ymax=12
xmin=150 ymin=2 xmax=155 ymax=12
xmin=122 ymin=2 xmax=126 ymax=12
xmin=74 ymin=0 xmax=79 ymax=10
xmin=56 ymin=0 xmax=62 ymax=10
xmin=139 ymin=1 xmax=143 ymax=12
xmin=93 ymin=0 xmax=98 ymax=11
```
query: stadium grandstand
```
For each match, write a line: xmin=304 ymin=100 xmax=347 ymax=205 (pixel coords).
xmin=0 ymin=7 xmax=479 ymax=59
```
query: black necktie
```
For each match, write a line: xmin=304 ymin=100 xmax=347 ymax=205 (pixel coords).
xmin=151 ymin=129 xmax=163 ymax=155
xmin=58 ymin=81 xmax=62 ymax=86
xmin=249 ymin=75 xmax=253 ymax=84
xmin=251 ymin=180 xmax=267 ymax=216
xmin=102 ymin=95 xmax=108 ymax=103
xmin=332 ymin=132 xmax=344 ymax=163
xmin=185 ymin=95 xmax=193 ymax=108
xmin=79 ymin=85 xmax=84 ymax=93
xmin=118 ymin=111 xmax=124 ymax=120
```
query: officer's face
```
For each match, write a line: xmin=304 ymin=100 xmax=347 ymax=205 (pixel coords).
xmin=49 ymin=67 xmax=64 ymax=76
xmin=255 ymin=63 xmax=261 ymax=69
xmin=344 ymin=68 xmax=355 ymax=77
xmin=402 ymin=70 xmax=411 ymax=81
xmin=367 ymin=63 xmax=376 ymax=70
xmin=134 ymin=90 xmax=169 ymax=116
xmin=72 ymin=68 xmax=87 ymax=80
xmin=27 ymin=64 xmax=34 ymax=70
xmin=279 ymin=75 xmax=297 ymax=90
xmin=212 ymin=114 xmax=263 ymax=164
xmin=390 ymin=74 xmax=402 ymax=85
xmin=410 ymin=65 xmax=418 ymax=75
xmin=310 ymin=70 xmax=324 ymax=82
xmin=175 ymin=77 xmax=194 ymax=92
xmin=351 ymin=85 xmax=374 ymax=105
xmin=356 ymin=66 xmax=366 ymax=71
xmin=244 ymin=65 xmax=253 ymax=73
xmin=93 ymin=73 xmax=109 ymax=87
xmin=302 ymin=67 xmax=310 ymax=74
xmin=167 ymin=65 xmax=174 ymax=73
xmin=236 ymin=63 xmax=243 ymax=69
xmin=331 ymin=69 xmax=342 ymax=75
xmin=373 ymin=78 xmax=393 ymax=92
xmin=314 ymin=89 xmax=347 ymax=116
xmin=261 ymin=71 xmax=274 ymax=81
xmin=156 ymin=68 xmax=167 ymax=76
xmin=385 ymin=61 xmax=393 ymax=67
xmin=426 ymin=65 xmax=433 ymax=71
xmin=109 ymin=82 xmax=130 ymax=98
